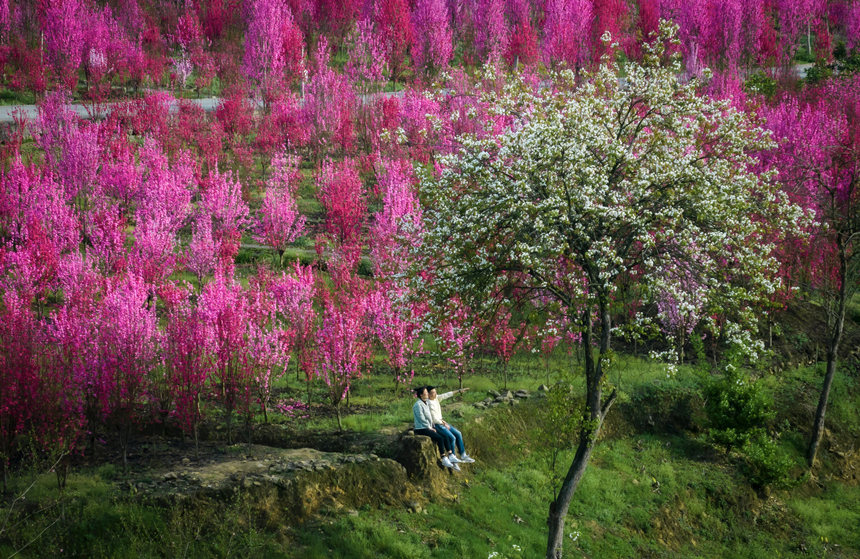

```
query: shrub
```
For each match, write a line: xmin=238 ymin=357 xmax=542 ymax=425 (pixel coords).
xmin=741 ymin=433 xmax=797 ymax=489
xmin=624 ymin=377 xmax=704 ymax=434
xmin=701 ymin=364 xmax=774 ymax=453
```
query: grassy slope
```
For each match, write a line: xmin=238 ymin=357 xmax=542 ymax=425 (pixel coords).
xmin=2 ymin=349 xmax=858 ymax=558
xmin=288 ymin=359 xmax=860 ymax=559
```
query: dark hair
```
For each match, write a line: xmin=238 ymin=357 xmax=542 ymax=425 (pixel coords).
xmin=426 ymin=386 xmax=436 ymax=392
xmin=414 ymin=386 xmax=427 ymax=397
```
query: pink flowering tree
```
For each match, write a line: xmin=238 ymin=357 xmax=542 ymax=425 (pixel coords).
xmin=88 ymin=202 xmax=128 ymax=275
xmin=345 ymin=18 xmax=386 ymax=88
xmin=199 ymin=170 xmax=251 ymax=277
xmin=186 ymin=213 xmax=219 ymax=288
xmin=242 ymin=0 xmax=304 ymax=105
xmin=198 ymin=273 xmax=253 ymax=443
xmin=369 ymin=159 xmax=422 ymax=275
xmin=367 ymin=286 xmax=422 ymax=387
xmin=369 ymin=0 xmax=413 ymax=82
xmin=255 ymin=152 xmax=306 ymax=266
xmin=317 ymin=157 xmax=366 ymax=281
xmin=35 ymin=93 xmax=101 ymax=212
xmin=161 ymin=282 xmax=210 ymax=453
xmin=48 ymin=255 xmax=102 ymax=457
xmin=247 ymin=273 xmax=292 ymax=424
xmin=368 ymin=159 xmax=425 ymax=386
xmin=655 ymin=257 xmax=707 ymax=364
xmin=0 ymin=290 xmax=41 ymax=487
xmin=94 ymin=273 xmax=160 ymax=471
xmin=474 ymin=0 xmax=509 ymax=65
xmin=505 ymin=17 xmax=538 ymax=68
xmin=135 ymin=140 xmax=195 ymax=231
xmin=411 ymin=0 xmax=453 ymax=76
xmin=303 ymin=37 xmax=357 ymax=157
xmin=760 ymin=79 xmax=860 ymax=467
xmin=542 ymin=0 xmax=593 ymax=71
xmin=271 ymin=262 xmax=318 ymax=400
xmin=129 ymin=142 xmax=194 ymax=287
xmin=40 ymin=0 xmax=86 ymax=91
xmin=129 ymin=214 xmax=180 ymax=287
xmin=486 ymin=306 xmax=528 ymax=389
xmin=434 ymin=297 xmax=478 ymax=389
xmin=316 ymin=287 xmax=370 ymax=430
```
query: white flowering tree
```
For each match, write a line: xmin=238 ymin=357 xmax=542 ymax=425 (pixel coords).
xmin=418 ymin=24 xmax=802 ymax=559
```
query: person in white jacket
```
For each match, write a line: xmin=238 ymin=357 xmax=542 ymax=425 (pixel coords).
xmin=426 ymin=386 xmax=475 ymax=464
xmin=412 ymin=386 xmax=457 ymax=470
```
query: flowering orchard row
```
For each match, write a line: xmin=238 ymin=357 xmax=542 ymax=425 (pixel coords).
xmin=1 ymin=0 xmax=859 ymax=99
xmin=1 ymin=22 xmax=858 ymax=474
xmin=0 ymin=60 xmax=557 ymax=469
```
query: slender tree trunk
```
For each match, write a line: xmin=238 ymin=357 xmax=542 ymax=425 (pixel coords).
xmin=193 ymin=420 xmax=199 ymax=460
xmin=546 ymin=432 xmax=597 ymax=558
xmin=546 ymin=304 xmax=617 ymax=559
xmin=503 ymin=361 xmax=508 ymax=390
xmin=226 ymin=406 xmax=233 ymax=444
xmin=807 ymin=244 xmax=849 ymax=467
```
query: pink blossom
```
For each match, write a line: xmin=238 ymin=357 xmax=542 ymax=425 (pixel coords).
xmin=255 ymin=152 xmax=306 ymax=259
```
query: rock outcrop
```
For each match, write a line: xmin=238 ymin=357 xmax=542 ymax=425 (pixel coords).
xmin=132 ymin=446 xmax=418 ymax=521
xmin=129 ymin=433 xmax=457 ymax=525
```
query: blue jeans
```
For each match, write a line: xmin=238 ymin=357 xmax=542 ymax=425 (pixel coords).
xmin=414 ymin=428 xmax=452 ymax=456
xmin=436 ymin=424 xmax=465 ymax=455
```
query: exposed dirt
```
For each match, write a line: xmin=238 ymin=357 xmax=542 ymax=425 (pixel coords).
xmin=770 ymin=300 xmax=860 ymax=370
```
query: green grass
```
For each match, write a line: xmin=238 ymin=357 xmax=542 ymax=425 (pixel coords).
xmin=286 ymin=415 xmax=857 ymax=559
xmin=0 ymin=88 xmax=36 ymax=105
xmin=3 ymin=354 xmax=859 ymax=558
xmin=789 ymin=485 xmax=860 ymax=553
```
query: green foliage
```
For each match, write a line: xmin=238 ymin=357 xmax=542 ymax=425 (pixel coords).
xmin=701 ymin=358 xmax=774 ymax=453
xmin=804 ymin=44 xmax=860 ymax=86
xmin=804 ymin=60 xmax=833 ymax=85
xmin=624 ymin=375 xmax=703 ymax=434
xmin=832 ymin=43 xmax=860 ymax=76
xmin=740 ymin=433 xmax=797 ymax=489
xmin=531 ymin=381 xmax=582 ymax=494
xmin=744 ymin=72 xmax=778 ymax=98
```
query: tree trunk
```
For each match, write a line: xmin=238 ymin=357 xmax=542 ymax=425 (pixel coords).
xmin=807 ymin=243 xmax=849 ymax=467
xmin=193 ymin=421 xmax=199 ymax=460
xmin=226 ymin=406 xmax=233 ymax=444
xmin=546 ymin=433 xmax=596 ymax=558
xmin=546 ymin=304 xmax=617 ymax=559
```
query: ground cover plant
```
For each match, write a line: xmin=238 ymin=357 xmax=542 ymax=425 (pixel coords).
xmin=1 ymin=1 xmax=860 ymax=558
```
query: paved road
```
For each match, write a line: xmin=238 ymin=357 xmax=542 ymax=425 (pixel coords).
xmin=0 ymin=88 xmax=406 ymax=124
xmin=0 ymin=65 xmax=812 ymax=125
xmin=0 ymin=96 xmax=223 ymax=124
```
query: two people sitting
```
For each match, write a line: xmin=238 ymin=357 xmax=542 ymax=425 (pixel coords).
xmin=412 ymin=385 xmax=475 ymax=470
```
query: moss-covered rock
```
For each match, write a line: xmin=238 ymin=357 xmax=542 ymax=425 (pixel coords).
xmin=395 ymin=434 xmax=457 ymax=500
xmin=132 ymin=446 xmax=417 ymax=522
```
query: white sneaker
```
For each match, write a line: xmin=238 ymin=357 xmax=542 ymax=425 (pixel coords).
xmin=451 ymin=462 xmax=461 ymax=471
xmin=441 ymin=456 xmax=454 ymax=468
xmin=448 ymin=454 xmax=461 ymax=464
xmin=460 ymin=454 xmax=475 ymax=463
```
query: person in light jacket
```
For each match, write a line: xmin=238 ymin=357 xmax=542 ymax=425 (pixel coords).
xmin=426 ymin=386 xmax=475 ymax=464
xmin=412 ymin=386 xmax=457 ymax=470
